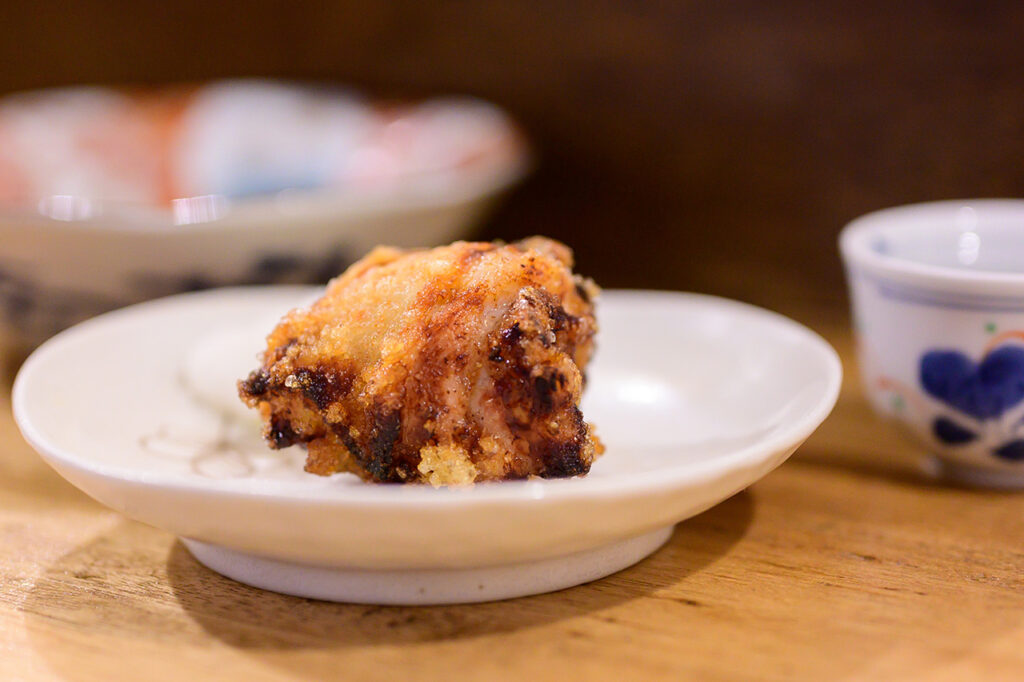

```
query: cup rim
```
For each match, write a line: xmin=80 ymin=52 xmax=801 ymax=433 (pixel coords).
xmin=839 ymin=198 xmax=1024 ymax=295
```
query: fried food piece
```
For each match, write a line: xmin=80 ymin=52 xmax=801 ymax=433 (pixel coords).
xmin=238 ymin=237 xmax=602 ymax=485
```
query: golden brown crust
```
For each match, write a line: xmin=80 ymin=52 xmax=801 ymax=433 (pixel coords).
xmin=239 ymin=237 xmax=602 ymax=485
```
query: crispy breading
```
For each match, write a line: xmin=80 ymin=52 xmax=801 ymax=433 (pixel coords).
xmin=239 ymin=237 xmax=602 ymax=485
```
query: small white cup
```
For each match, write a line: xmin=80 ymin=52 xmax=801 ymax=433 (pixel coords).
xmin=840 ymin=199 xmax=1024 ymax=487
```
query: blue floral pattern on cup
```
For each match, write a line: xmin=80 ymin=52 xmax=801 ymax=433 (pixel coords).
xmin=920 ymin=345 xmax=1024 ymax=460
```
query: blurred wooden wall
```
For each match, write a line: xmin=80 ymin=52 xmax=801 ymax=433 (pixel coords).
xmin=4 ymin=1 xmax=1024 ymax=319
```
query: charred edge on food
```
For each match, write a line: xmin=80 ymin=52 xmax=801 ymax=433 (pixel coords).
xmin=268 ymin=415 xmax=300 ymax=448
xmin=533 ymin=409 xmax=589 ymax=476
xmin=544 ymin=299 xmax=571 ymax=333
xmin=328 ymin=408 xmax=409 ymax=483
xmin=330 ymin=422 xmax=363 ymax=461
xmin=532 ymin=370 xmax=568 ymax=416
xmin=489 ymin=322 xmax=523 ymax=362
xmin=290 ymin=365 xmax=355 ymax=410
xmin=267 ymin=338 xmax=298 ymax=364
xmin=240 ymin=369 xmax=270 ymax=398
xmin=488 ymin=299 xmax=592 ymax=477
xmin=365 ymin=408 xmax=402 ymax=481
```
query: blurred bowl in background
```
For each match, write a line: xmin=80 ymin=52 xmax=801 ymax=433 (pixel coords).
xmin=0 ymin=80 xmax=529 ymax=355
xmin=840 ymin=199 xmax=1024 ymax=487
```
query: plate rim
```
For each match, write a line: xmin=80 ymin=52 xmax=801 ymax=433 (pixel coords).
xmin=13 ymin=286 xmax=842 ymax=509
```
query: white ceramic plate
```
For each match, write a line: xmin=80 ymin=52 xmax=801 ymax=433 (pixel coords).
xmin=13 ymin=287 xmax=841 ymax=604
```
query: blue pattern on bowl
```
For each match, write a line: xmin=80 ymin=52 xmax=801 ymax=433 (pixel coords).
xmin=931 ymin=416 xmax=978 ymax=444
xmin=0 ymin=248 xmax=352 ymax=347
xmin=920 ymin=345 xmax=1024 ymax=461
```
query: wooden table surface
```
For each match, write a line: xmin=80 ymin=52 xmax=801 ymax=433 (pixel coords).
xmin=3 ymin=309 xmax=1024 ymax=682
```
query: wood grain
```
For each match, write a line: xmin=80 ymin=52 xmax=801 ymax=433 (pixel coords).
xmin=3 ymin=312 xmax=1024 ymax=681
